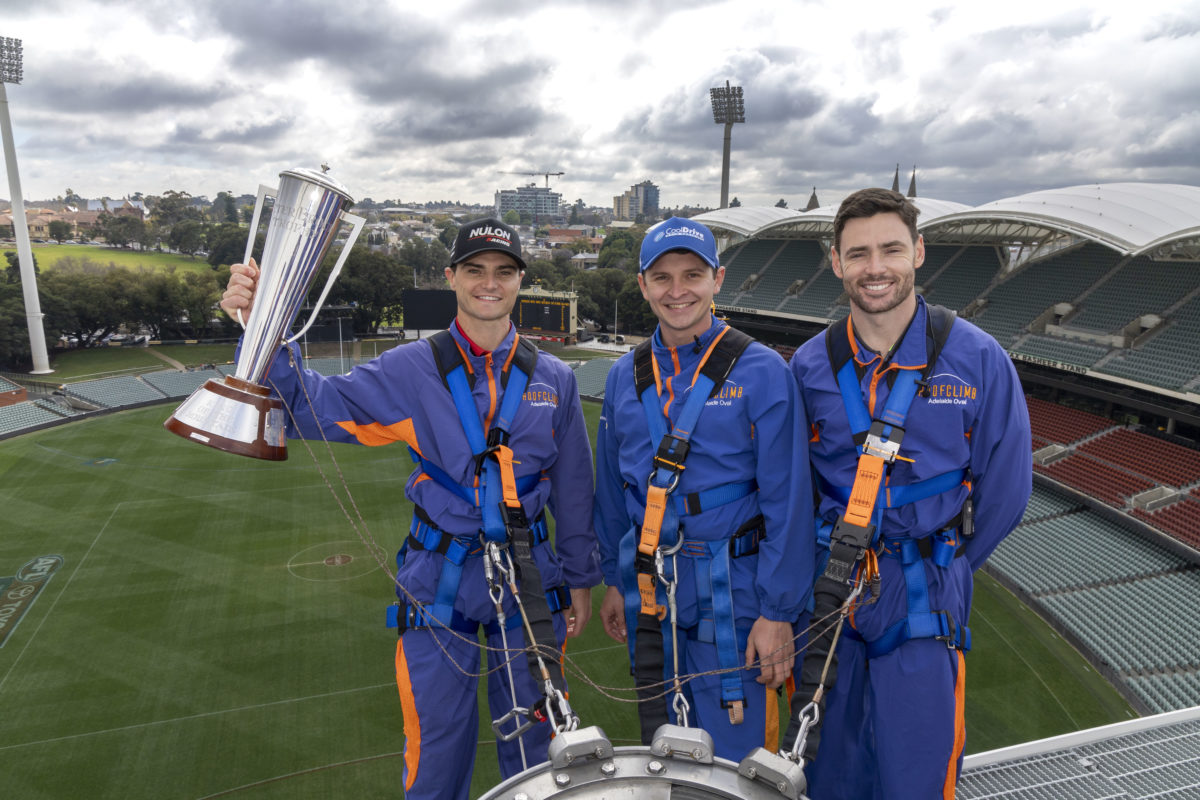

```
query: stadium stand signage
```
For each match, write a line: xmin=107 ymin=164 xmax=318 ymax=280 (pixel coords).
xmin=1010 ymin=352 xmax=1088 ymax=375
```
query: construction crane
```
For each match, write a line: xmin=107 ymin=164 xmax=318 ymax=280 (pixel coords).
xmin=500 ymin=170 xmax=564 ymax=188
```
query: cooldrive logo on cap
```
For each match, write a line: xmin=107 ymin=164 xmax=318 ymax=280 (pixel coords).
xmin=655 ymin=225 xmax=705 ymax=243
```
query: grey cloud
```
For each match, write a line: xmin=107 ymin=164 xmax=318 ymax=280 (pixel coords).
xmin=27 ymin=71 xmax=227 ymax=114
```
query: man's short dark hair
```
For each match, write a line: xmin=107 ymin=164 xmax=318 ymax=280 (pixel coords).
xmin=833 ymin=188 xmax=920 ymax=251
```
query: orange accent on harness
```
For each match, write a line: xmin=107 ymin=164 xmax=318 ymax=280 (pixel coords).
xmin=496 ymin=444 xmax=522 ymax=509
xmin=635 ymin=331 xmax=730 ymax=617
xmin=844 ymin=454 xmax=886 ymax=528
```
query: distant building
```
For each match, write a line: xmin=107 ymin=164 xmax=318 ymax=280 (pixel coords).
xmin=494 ymin=183 xmax=562 ymax=220
xmin=613 ymin=180 xmax=659 ymax=221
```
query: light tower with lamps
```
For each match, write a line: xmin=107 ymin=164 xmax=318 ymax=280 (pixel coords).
xmin=709 ymin=80 xmax=745 ymax=210
xmin=0 ymin=36 xmax=52 ymax=374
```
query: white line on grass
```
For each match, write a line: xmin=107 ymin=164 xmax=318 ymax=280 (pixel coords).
xmin=972 ymin=607 xmax=1079 ymax=728
xmin=0 ymin=682 xmax=396 ymax=752
xmin=0 ymin=503 xmax=117 ymax=698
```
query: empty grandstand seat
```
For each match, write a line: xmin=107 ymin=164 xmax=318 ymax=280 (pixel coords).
xmin=1025 ymin=396 xmax=1114 ymax=444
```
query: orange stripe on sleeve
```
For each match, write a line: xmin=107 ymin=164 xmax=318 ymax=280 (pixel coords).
xmin=395 ymin=639 xmax=421 ymax=792
xmin=336 ymin=418 xmax=421 ymax=451
xmin=943 ymin=650 xmax=967 ymax=799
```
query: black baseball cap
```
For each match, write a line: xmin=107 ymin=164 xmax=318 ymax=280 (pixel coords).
xmin=449 ymin=217 xmax=526 ymax=270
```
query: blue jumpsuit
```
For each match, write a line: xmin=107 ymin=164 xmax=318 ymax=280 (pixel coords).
xmin=594 ymin=316 xmax=816 ymax=761
xmin=261 ymin=324 xmax=602 ymax=800
xmin=789 ymin=297 xmax=1031 ymax=799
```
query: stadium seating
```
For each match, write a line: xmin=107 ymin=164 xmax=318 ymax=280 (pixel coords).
xmin=33 ymin=397 xmax=80 ymax=417
xmin=572 ymin=358 xmax=618 ymax=399
xmin=1133 ymin=491 xmax=1200 ymax=549
xmin=921 ymin=245 xmax=1004 ymax=312
xmin=141 ymin=369 xmax=224 ymax=399
xmin=779 ymin=267 xmax=844 ymax=318
xmin=1011 ymin=334 xmax=1109 ymax=368
xmin=0 ymin=400 xmax=67 ymax=435
xmin=64 ymin=375 xmax=167 ymax=408
xmin=1078 ymin=428 xmax=1200 ymax=488
xmin=1100 ymin=294 xmax=1200 ymax=390
xmin=1036 ymin=454 xmax=1155 ymax=509
xmin=1025 ymin=396 xmax=1115 ymax=445
xmin=972 ymin=243 xmax=1120 ymax=346
xmin=740 ymin=240 xmax=826 ymax=311
xmin=1066 ymin=257 xmax=1198 ymax=334
xmin=0 ymin=375 xmax=22 ymax=393
xmin=715 ymin=240 xmax=783 ymax=305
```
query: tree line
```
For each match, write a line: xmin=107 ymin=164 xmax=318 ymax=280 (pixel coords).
xmin=1 ymin=218 xmax=667 ymax=371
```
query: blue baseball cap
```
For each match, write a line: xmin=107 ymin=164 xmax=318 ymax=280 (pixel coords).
xmin=639 ymin=216 xmax=720 ymax=273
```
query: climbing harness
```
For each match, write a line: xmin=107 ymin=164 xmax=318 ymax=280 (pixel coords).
xmin=617 ymin=325 xmax=759 ymax=740
xmin=783 ymin=303 xmax=974 ymax=765
xmin=385 ymin=329 xmax=577 ymax=751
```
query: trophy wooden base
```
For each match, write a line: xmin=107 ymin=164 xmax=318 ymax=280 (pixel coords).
xmin=164 ymin=376 xmax=288 ymax=460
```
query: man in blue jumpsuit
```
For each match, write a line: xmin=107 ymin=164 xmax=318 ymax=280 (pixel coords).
xmin=594 ymin=216 xmax=815 ymax=761
xmin=221 ymin=218 xmax=602 ymax=800
xmin=789 ymin=189 xmax=1031 ymax=799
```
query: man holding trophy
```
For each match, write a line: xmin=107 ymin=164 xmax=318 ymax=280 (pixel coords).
xmin=219 ymin=216 xmax=601 ymax=800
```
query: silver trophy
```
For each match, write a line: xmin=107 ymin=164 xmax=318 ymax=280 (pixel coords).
xmin=165 ymin=167 xmax=365 ymax=460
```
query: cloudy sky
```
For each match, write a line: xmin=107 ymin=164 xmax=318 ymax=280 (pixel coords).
xmin=2 ymin=0 xmax=1198 ymax=210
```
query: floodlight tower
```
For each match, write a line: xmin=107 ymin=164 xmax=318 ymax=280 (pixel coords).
xmin=0 ymin=36 xmax=51 ymax=374
xmin=709 ymin=80 xmax=745 ymax=210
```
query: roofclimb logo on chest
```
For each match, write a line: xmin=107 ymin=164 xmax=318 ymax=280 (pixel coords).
xmin=703 ymin=380 xmax=744 ymax=408
xmin=925 ymin=373 xmax=979 ymax=406
xmin=523 ymin=382 xmax=559 ymax=408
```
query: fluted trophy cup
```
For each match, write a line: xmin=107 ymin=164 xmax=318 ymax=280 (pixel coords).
xmin=164 ymin=167 xmax=365 ymax=460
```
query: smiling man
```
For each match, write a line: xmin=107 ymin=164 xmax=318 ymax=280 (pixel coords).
xmin=219 ymin=217 xmax=601 ymax=800
xmin=593 ymin=216 xmax=815 ymax=761
xmin=789 ymin=189 xmax=1031 ymax=799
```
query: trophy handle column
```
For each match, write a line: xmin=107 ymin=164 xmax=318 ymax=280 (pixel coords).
xmin=286 ymin=210 xmax=366 ymax=345
xmin=235 ymin=183 xmax=277 ymax=330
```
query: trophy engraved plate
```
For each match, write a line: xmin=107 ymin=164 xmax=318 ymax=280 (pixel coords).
xmin=165 ymin=167 xmax=365 ymax=460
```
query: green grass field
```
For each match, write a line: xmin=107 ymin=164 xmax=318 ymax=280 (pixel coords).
xmin=0 ymin=398 xmax=1133 ymax=799
xmin=25 ymin=243 xmax=214 ymax=274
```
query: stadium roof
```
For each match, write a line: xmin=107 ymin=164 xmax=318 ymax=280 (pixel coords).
xmin=959 ymin=706 xmax=1200 ymax=798
xmin=923 ymin=183 xmax=1200 ymax=259
xmin=693 ymin=197 xmax=971 ymax=241
xmin=695 ymin=184 xmax=1200 ymax=261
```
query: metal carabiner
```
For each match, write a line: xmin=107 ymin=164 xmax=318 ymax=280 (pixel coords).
xmin=492 ymin=706 xmax=536 ymax=742
xmin=784 ymin=700 xmax=820 ymax=763
xmin=646 ymin=467 xmax=682 ymax=495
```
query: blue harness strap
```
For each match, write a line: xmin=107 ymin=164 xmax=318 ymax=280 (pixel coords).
xmin=824 ymin=306 xmax=973 ymax=656
xmin=623 ymin=326 xmax=758 ymax=720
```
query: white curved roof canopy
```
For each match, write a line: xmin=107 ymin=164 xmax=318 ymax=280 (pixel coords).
xmin=694 ymin=197 xmax=970 ymax=240
xmin=690 ymin=206 xmax=801 ymax=238
xmin=923 ymin=183 xmax=1200 ymax=258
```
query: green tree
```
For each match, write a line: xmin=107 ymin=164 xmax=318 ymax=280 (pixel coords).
xmin=40 ymin=259 xmax=136 ymax=347
xmin=575 ymin=268 xmax=627 ymax=329
xmin=214 ymin=191 xmax=239 ymax=224
xmin=48 ymin=220 xmax=72 ymax=243
xmin=775 ymin=198 xmax=788 ymax=208
xmin=207 ymin=224 xmax=259 ymax=269
xmin=729 ymin=197 xmax=742 ymax=207
xmin=597 ymin=228 xmax=643 ymax=272
xmin=169 ymin=220 xmax=206 ymax=257
xmin=436 ymin=219 xmax=459 ymax=250
xmin=320 ymin=246 xmax=412 ymax=334
xmin=4 ymin=249 xmax=37 ymax=282
xmin=502 ymin=210 xmax=520 ymax=226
